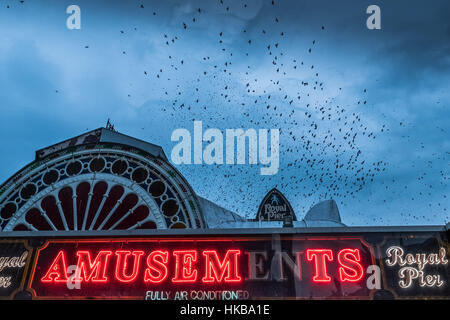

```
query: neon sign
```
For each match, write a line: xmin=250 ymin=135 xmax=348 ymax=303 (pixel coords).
xmin=0 ymin=240 xmax=32 ymax=299
xmin=385 ymin=246 xmax=448 ymax=289
xmin=0 ymin=251 xmax=28 ymax=288
xmin=41 ymin=249 xmax=243 ymax=285
xmin=28 ymin=237 xmax=375 ymax=299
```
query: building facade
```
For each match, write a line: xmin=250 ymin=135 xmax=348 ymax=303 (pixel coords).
xmin=0 ymin=128 xmax=448 ymax=300
xmin=0 ymin=127 xmax=343 ymax=232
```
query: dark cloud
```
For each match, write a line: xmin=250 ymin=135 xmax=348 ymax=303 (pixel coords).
xmin=0 ymin=0 xmax=448 ymax=226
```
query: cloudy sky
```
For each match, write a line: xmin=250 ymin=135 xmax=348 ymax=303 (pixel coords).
xmin=0 ymin=0 xmax=448 ymax=226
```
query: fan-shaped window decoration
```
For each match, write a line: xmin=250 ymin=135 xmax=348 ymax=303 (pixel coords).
xmin=58 ymin=186 xmax=74 ymax=229
xmin=135 ymin=221 xmax=157 ymax=230
xmin=41 ymin=195 xmax=64 ymax=230
xmin=85 ymin=181 xmax=108 ymax=229
xmin=17 ymin=181 xmax=157 ymax=231
xmin=92 ymin=185 xmax=124 ymax=230
xmin=0 ymin=146 xmax=205 ymax=231
xmin=25 ymin=208 xmax=52 ymax=231
xmin=115 ymin=205 xmax=150 ymax=230
xmin=13 ymin=224 xmax=30 ymax=231
xmin=75 ymin=182 xmax=90 ymax=228
xmin=101 ymin=193 xmax=138 ymax=230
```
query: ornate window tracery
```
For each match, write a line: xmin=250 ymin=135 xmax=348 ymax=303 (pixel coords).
xmin=0 ymin=145 xmax=204 ymax=231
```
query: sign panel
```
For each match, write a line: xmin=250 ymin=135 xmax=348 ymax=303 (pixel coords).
xmin=0 ymin=229 xmax=446 ymax=300
xmin=378 ymin=233 xmax=450 ymax=298
xmin=256 ymin=188 xmax=296 ymax=221
xmin=0 ymin=240 xmax=33 ymax=299
xmin=28 ymin=236 xmax=375 ymax=299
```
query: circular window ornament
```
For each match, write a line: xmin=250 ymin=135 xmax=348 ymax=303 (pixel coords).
xmin=1 ymin=202 xmax=17 ymax=220
xmin=111 ymin=159 xmax=128 ymax=176
xmin=149 ymin=180 xmax=166 ymax=198
xmin=43 ymin=170 xmax=59 ymax=185
xmin=89 ymin=157 xmax=106 ymax=172
xmin=66 ymin=160 xmax=83 ymax=176
xmin=20 ymin=183 xmax=37 ymax=200
xmin=131 ymin=167 xmax=148 ymax=184
xmin=161 ymin=199 xmax=179 ymax=217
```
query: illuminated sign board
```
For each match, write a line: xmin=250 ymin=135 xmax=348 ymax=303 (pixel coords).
xmin=385 ymin=246 xmax=448 ymax=288
xmin=28 ymin=236 xmax=375 ymax=299
xmin=379 ymin=234 xmax=450 ymax=298
xmin=0 ymin=230 xmax=447 ymax=300
xmin=256 ymin=189 xmax=296 ymax=221
xmin=0 ymin=240 xmax=33 ymax=299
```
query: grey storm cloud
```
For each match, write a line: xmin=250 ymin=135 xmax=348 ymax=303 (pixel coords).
xmin=0 ymin=0 xmax=448 ymax=226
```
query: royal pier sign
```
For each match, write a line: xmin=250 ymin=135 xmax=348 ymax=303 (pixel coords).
xmin=256 ymin=189 xmax=296 ymax=222
xmin=0 ymin=240 xmax=32 ymax=299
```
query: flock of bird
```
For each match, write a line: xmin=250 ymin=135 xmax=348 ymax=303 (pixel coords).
xmin=6 ymin=0 xmax=448 ymax=225
xmin=135 ymin=1 xmax=392 ymax=221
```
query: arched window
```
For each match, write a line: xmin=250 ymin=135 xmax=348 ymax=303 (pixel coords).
xmin=0 ymin=145 xmax=205 ymax=231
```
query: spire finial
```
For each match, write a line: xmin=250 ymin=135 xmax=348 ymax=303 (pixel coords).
xmin=106 ymin=118 xmax=116 ymax=131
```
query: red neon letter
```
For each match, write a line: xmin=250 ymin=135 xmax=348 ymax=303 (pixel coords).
xmin=144 ymin=250 xmax=169 ymax=283
xmin=74 ymin=251 xmax=112 ymax=283
xmin=115 ymin=250 xmax=145 ymax=283
xmin=41 ymin=251 xmax=69 ymax=283
xmin=338 ymin=249 xmax=364 ymax=282
xmin=202 ymin=250 xmax=242 ymax=283
xmin=172 ymin=250 xmax=198 ymax=283
xmin=306 ymin=249 xmax=333 ymax=283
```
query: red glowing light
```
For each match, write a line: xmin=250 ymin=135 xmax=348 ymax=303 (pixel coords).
xmin=32 ymin=237 xmax=372 ymax=301
xmin=41 ymin=251 xmax=68 ymax=283
xmin=337 ymin=249 xmax=364 ymax=282
xmin=202 ymin=249 xmax=242 ymax=283
xmin=115 ymin=250 xmax=145 ymax=283
xmin=306 ymin=249 xmax=333 ymax=283
xmin=172 ymin=250 xmax=198 ymax=283
xmin=73 ymin=251 xmax=112 ymax=283
xmin=144 ymin=250 xmax=169 ymax=284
